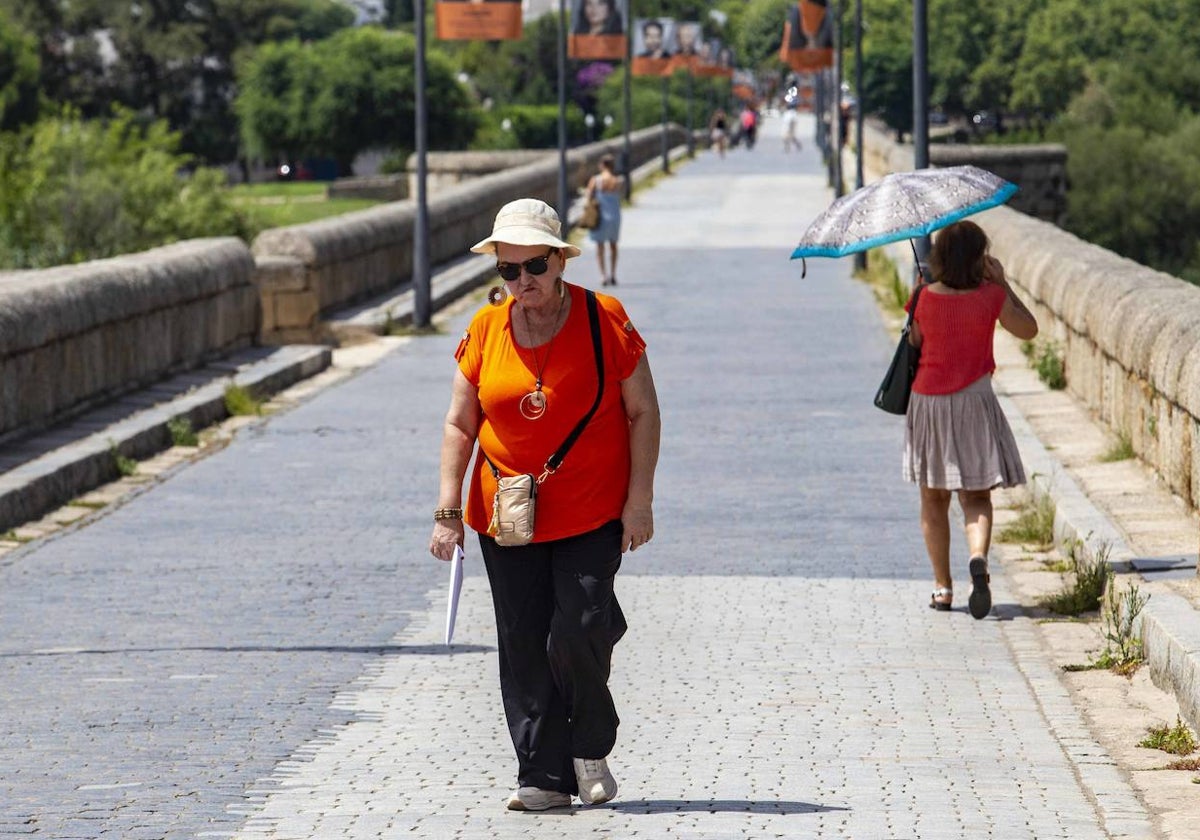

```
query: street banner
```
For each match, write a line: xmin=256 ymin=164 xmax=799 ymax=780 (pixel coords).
xmin=436 ymin=0 xmax=523 ymax=41
xmin=781 ymin=0 xmax=833 ymax=71
xmin=694 ymin=38 xmax=727 ymax=78
xmin=667 ymin=20 xmax=703 ymax=74
xmin=631 ymin=17 xmax=673 ymax=77
xmin=569 ymin=0 xmax=627 ymax=60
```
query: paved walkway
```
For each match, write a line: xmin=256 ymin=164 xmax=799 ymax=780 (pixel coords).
xmin=0 ymin=118 xmax=1161 ymax=839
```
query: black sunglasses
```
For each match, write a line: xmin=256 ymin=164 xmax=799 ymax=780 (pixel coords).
xmin=496 ymin=249 xmax=554 ymax=283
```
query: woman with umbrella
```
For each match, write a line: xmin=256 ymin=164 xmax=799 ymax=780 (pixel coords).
xmin=905 ymin=220 xmax=1038 ymax=618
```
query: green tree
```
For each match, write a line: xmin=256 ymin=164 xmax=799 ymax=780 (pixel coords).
xmin=236 ymin=27 xmax=477 ymax=173
xmin=0 ymin=11 xmax=39 ymax=131
xmin=0 ymin=108 xmax=247 ymax=269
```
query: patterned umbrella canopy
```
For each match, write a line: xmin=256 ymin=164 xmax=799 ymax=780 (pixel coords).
xmin=790 ymin=165 xmax=1018 ymax=260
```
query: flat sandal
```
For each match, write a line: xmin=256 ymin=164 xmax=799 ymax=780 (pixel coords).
xmin=929 ymin=586 xmax=953 ymax=611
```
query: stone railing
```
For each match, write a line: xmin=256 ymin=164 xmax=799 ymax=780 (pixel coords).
xmin=407 ymin=150 xmax=551 ymax=197
xmin=252 ymin=125 xmax=690 ymax=343
xmin=327 ymin=175 xmax=409 ymax=203
xmin=856 ymin=126 xmax=1200 ymax=512
xmin=0 ymin=239 xmax=258 ymax=441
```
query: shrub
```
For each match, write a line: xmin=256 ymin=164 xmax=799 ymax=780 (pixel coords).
xmin=0 ymin=108 xmax=248 ymax=269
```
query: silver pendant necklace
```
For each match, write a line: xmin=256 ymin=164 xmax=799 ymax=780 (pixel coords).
xmin=518 ymin=288 xmax=566 ymax=421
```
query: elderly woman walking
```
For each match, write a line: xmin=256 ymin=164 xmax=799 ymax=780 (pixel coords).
xmin=429 ymin=198 xmax=660 ymax=810
xmin=905 ymin=220 xmax=1038 ymax=618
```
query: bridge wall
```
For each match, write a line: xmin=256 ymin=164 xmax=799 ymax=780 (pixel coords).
xmin=857 ymin=125 xmax=1200 ymax=512
xmin=252 ymin=125 xmax=690 ymax=343
xmin=0 ymin=239 xmax=257 ymax=440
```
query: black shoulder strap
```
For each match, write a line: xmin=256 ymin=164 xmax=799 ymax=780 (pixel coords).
xmin=545 ymin=289 xmax=604 ymax=473
xmin=904 ymin=283 xmax=924 ymax=330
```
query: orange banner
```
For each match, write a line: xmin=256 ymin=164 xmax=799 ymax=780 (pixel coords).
xmin=631 ymin=56 xmax=670 ymax=77
xmin=569 ymin=0 xmax=626 ymax=59
xmin=568 ymin=34 xmax=627 ymax=60
xmin=436 ymin=0 xmax=523 ymax=41
xmin=781 ymin=1 xmax=833 ymax=71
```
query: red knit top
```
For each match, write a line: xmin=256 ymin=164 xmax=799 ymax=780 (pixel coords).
xmin=906 ymin=283 xmax=1007 ymax=395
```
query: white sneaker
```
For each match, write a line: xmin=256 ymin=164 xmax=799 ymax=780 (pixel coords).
xmin=506 ymin=786 xmax=571 ymax=811
xmin=573 ymin=757 xmax=618 ymax=805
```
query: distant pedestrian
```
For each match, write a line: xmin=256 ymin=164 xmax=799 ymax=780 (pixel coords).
xmin=709 ymin=108 xmax=729 ymax=158
xmin=585 ymin=154 xmax=624 ymax=286
xmin=904 ymin=220 xmax=1038 ymax=618
xmin=739 ymin=105 xmax=758 ymax=149
xmin=429 ymin=198 xmax=661 ymax=812
xmin=781 ymin=103 xmax=801 ymax=152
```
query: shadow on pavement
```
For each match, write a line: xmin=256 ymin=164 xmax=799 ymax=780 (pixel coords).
xmin=602 ymin=799 xmax=848 ymax=815
xmin=0 ymin=643 xmax=495 ymax=657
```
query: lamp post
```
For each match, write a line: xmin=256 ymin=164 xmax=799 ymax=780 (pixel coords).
xmin=413 ymin=0 xmax=430 ymax=328
xmin=584 ymin=112 xmax=595 ymax=144
xmin=622 ymin=0 xmax=632 ymax=200
xmin=912 ymin=0 xmax=930 ymax=276
xmin=853 ymin=0 xmax=866 ymax=272
xmin=556 ymin=0 xmax=569 ymax=225
xmin=832 ymin=3 xmax=844 ymax=198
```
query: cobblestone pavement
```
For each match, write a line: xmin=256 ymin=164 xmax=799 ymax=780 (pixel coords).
xmin=0 ymin=118 xmax=1158 ymax=838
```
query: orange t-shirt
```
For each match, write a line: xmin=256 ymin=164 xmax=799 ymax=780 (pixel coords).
xmin=455 ymin=283 xmax=647 ymax=542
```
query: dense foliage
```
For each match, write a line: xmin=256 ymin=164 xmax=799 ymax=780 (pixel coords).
xmin=857 ymin=0 xmax=1200 ymax=283
xmin=235 ymin=27 xmax=477 ymax=172
xmin=0 ymin=109 xmax=247 ymax=269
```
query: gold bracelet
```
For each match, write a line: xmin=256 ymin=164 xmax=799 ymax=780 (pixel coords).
xmin=434 ymin=507 xmax=463 ymax=521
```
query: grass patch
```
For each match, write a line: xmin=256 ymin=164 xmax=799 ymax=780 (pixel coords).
xmin=224 ymin=384 xmax=264 ymax=417
xmin=854 ymin=249 xmax=908 ymax=318
xmin=238 ymin=198 xmax=379 ymax=230
xmin=1 ymin=529 xmax=34 ymax=543
xmin=386 ymin=323 xmax=443 ymax=338
xmin=1041 ymin=558 xmax=1072 ymax=573
xmin=168 ymin=417 xmax=199 ymax=447
xmin=998 ymin=493 xmax=1056 ymax=548
xmin=227 ymin=182 xmax=329 ymax=199
xmin=1027 ymin=339 xmax=1066 ymax=389
xmin=1166 ymin=756 xmax=1200 ymax=771
xmin=1099 ymin=430 xmax=1134 ymax=463
xmin=1039 ymin=540 xmax=1109 ymax=616
xmin=1139 ymin=717 xmax=1197 ymax=756
xmin=109 ymin=441 xmax=137 ymax=477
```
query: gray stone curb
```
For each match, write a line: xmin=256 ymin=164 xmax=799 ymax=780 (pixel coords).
xmin=0 ymin=344 xmax=331 ymax=533
xmin=999 ymin=392 xmax=1200 ymax=733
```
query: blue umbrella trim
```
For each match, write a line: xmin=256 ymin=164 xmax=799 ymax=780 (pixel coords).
xmin=789 ymin=181 xmax=1018 ymax=260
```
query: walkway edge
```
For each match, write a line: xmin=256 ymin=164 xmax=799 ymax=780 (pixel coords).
xmin=999 ymin=391 xmax=1200 ymax=733
xmin=0 ymin=344 xmax=331 ymax=533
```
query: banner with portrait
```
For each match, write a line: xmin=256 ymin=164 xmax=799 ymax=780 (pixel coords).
xmin=781 ymin=0 xmax=833 ymax=71
xmin=630 ymin=17 xmax=672 ymax=76
xmin=568 ymin=0 xmax=627 ymax=60
xmin=435 ymin=0 xmax=523 ymax=41
xmin=694 ymin=38 xmax=728 ymax=78
xmin=666 ymin=21 xmax=704 ymax=74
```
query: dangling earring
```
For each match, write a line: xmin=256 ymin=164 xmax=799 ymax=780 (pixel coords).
xmin=488 ymin=285 xmax=508 ymax=306
xmin=556 ymin=277 xmax=565 ymax=300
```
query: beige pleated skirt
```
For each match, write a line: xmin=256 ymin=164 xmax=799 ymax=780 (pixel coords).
xmin=903 ymin=375 xmax=1026 ymax=490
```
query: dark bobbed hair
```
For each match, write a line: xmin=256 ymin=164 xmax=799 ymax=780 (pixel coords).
xmin=599 ymin=153 xmax=616 ymax=172
xmin=573 ymin=0 xmax=623 ymax=35
xmin=929 ymin=220 xmax=989 ymax=289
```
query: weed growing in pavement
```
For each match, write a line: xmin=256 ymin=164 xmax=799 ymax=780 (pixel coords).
xmin=168 ymin=417 xmax=199 ymax=447
xmin=1 ymin=529 xmax=34 ymax=543
xmin=1138 ymin=717 xmax=1197 ymax=756
xmin=1063 ymin=572 xmax=1148 ymax=675
xmin=1019 ymin=339 xmax=1036 ymax=359
xmin=1165 ymin=756 xmax=1200 ymax=771
xmin=109 ymin=441 xmax=137 ymax=477
xmin=1039 ymin=540 xmax=1109 ymax=616
xmin=1099 ymin=430 xmax=1135 ymax=463
xmin=1041 ymin=558 xmax=1072 ymax=573
xmin=1031 ymin=340 xmax=1066 ymax=389
xmin=998 ymin=493 xmax=1056 ymax=548
xmin=854 ymin=250 xmax=908 ymax=318
xmin=387 ymin=323 xmax=442 ymax=338
xmin=224 ymin=384 xmax=264 ymax=416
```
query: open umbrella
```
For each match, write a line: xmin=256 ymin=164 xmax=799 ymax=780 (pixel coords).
xmin=790 ymin=165 xmax=1017 ymax=263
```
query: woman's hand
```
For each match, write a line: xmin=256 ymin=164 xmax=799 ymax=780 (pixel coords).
xmin=620 ymin=501 xmax=654 ymax=553
xmin=983 ymin=255 xmax=1009 ymax=288
xmin=430 ymin=520 xmax=465 ymax=562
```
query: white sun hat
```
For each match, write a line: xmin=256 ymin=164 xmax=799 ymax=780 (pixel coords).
xmin=470 ymin=198 xmax=581 ymax=259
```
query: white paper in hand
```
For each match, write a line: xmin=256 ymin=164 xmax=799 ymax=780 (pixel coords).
xmin=444 ymin=545 xmax=465 ymax=645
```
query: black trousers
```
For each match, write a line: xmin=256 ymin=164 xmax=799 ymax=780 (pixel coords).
xmin=479 ymin=519 xmax=627 ymax=793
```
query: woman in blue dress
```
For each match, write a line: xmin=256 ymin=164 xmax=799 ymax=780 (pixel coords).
xmin=586 ymin=154 xmax=624 ymax=286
